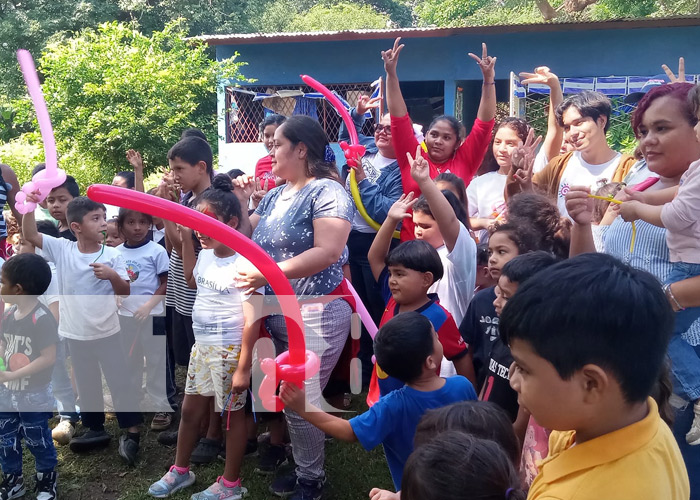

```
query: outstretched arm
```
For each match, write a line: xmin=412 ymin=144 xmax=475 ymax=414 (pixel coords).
xmin=280 ymin=382 xmax=357 ymax=442
xmin=469 ymin=43 xmax=497 ymax=123
xmin=520 ymin=67 xmax=563 ymax=163
xmin=368 ymin=193 xmax=416 ymax=281
xmin=382 ymin=38 xmax=408 ymax=118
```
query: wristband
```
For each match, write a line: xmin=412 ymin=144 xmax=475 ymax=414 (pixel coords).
xmin=663 ymin=284 xmax=685 ymax=311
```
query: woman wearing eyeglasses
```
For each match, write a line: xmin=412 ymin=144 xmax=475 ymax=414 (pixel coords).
xmin=338 ymin=95 xmax=403 ymax=388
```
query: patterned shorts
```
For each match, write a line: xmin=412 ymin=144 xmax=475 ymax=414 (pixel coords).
xmin=185 ymin=343 xmax=246 ymax=412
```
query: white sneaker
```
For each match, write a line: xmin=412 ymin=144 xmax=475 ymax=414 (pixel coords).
xmin=52 ymin=420 xmax=75 ymax=445
xmin=686 ymin=402 xmax=700 ymax=446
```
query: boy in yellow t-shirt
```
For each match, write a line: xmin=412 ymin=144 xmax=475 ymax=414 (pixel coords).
xmin=500 ymin=253 xmax=689 ymax=500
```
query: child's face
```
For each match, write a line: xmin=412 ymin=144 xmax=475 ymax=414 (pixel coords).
xmin=488 ymin=232 xmax=519 ymax=279
xmin=16 ymin=235 xmax=35 ymax=255
xmin=105 ymin=222 xmax=123 ymax=247
xmin=429 ymin=326 xmax=444 ymax=368
xmin=475 ymin=264 xmax=496 ymax=290
xmin=46 ymin=187 xmax=74 ymax=223
xmin=120 ymin=213 xmax=150 ymax=244
xmin=413 ymin=211 xmax=444 ymax=249
xmin=509 ymin=338 xmax=586 ymax=431
xmin=73 ymin=209 xmax=108 ymax=244
xmin=0 ymin=270 xmax=19 ymax=303
xmin=169 ymin=156 xmax=206 ymax=193
xmin=195 ymin=203 xmax=238 ymax=251
xmin=695 ymin=118 xmax=700 ymax=143
xmin=112 ymin=175 xmax=130 ymax=189
xmin=493 ymin=275 xmax=518 ymax=316
xmin=387 ymin=264 xmax=431 ymax=305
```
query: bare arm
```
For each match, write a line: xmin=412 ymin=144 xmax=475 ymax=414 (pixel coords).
xmin=126 ymin=150 xmax=145 ymax=193
xmin=0 ymin=344 xmax=56 ymax=383
xmin=179 ymin=226 xmax=197 ymax=289
xmin=564 ymin=186 xmax=597 ymax=256
xmin=667 ymin=278 xmax=700 ymax=310
xmin=468 ymin=43 xmax=497 ymax=123
xmin=278 ymin=218 xmax=351 ymax=279
xmin=279 ymin=382 xmax=357 ymax=442
xmin=452 ymin=354 xmax=476 ymax=387
xmin=21 ymin=207 xmax=42 ymax=249
xmin=520 ymin=67 xmax=563 ymax=163
xmin=368 ymin=193 xmax=417 ymax=281
xmin=2 ymin=164 xmax=22 ymax=224
xmin=619 ymin=201 xmax=664 ymax=228
xmin=382 ymin=38 xmax=408 ymax=118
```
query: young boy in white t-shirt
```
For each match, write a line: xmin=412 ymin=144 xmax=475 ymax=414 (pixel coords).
xmin=22 ymin=195 xmax=143 ymax=465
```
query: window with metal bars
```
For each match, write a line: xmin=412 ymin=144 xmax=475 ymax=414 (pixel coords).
xmin=225 ymin=83 xmax=377 ymax=144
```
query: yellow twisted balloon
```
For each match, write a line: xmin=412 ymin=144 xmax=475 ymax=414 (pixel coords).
xmin=349 ymin=168 xmax=401 ymax=239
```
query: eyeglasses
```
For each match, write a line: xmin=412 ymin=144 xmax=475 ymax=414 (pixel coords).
xmin=373 ymin=124 xmax=391 ymax=135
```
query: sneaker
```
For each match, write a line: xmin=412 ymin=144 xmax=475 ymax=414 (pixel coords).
xmin=151 ymin=413 xmax=173 ymax=431
xmin=686 ymin=402 xmax=700 ymax=445
xmin=52 ymin=420 xmax=75 ymax=445
xmin=0 ymin=474 xmax=25 ymax=500
xmin=190 ymin=438 xmax=222 ymax=465
xmin=269 ymin=470 xmax=297 ymax=497
xmin=69 ymin=429 xmax=111 ymax=453
xmin=157 ymin=430 xmax=179 ymax=446
xmin=190 ymin=477 xmax=247 ymax=500
xmin=35 ymin=471 xmax=58 ymax=500
xmin=255 ymin=444 xmax=288 ymax=475
xmin=119 ymin=434 xmax=140 ymax=466
xmin=148 ymin=466 xmax=196 ymax=498
xmin=289 ymin=477 xmax=325 ymax=500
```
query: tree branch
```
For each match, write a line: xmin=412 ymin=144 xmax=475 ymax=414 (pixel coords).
xmin=564 ymin=0 xmax=599 ymax=13
xmin=534 ymin=0 xmax=558 ymax=20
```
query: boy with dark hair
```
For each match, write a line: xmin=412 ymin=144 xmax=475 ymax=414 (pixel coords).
xmin=506 ymin=90 xmax=637 ymax=218
xmin=0 ymin=253 xmax=59 ymax=500
xmin=280 ymin=312 xmax=476 ymax=491
xmin=46 ymin=175 xmax=80 ymax=241
xmin=368 ymin=195 xmax=474 ymax=402
xmin=501 ymin=253 xmax=689 ymax=499
xmin=22 ymin=195 xmax=143 ymax=464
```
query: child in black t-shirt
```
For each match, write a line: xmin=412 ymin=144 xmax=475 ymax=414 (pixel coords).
xmin=0 ymin=253 xmax=59 ymax=499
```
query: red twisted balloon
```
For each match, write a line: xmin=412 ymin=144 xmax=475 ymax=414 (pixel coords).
xmin=86 ymin=185 xmax=318 ymax=411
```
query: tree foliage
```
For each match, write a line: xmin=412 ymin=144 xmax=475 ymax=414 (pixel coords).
xmin=39 ymin=20 xmax=249 ymax=178
xmin=287 ymin=2 xmax=391 ymax=31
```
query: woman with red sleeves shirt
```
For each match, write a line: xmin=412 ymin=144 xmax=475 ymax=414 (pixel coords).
xmin=382 ymin=37 xmax=497 ymax=240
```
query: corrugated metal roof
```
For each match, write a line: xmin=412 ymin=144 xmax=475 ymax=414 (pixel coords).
xmin=198 ymin=16 xmax=700 ymax=45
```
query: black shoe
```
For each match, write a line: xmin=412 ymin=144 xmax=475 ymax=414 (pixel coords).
xmin=118 ymin=434 xmax=140 ymax=466
xmin=289 ymin=477 xmax=325 ymax=500
xmin=35 ymin=471 xmax=58 ymax=500
xmin=157 ymin=429 xmax=178 ymax=446
xmin=0 ymin=473 xmax=25 ymax=500
xmin=69 ymin=429 xmax=111 ymax=453
xmin=269 ymin=469 xmax=297 ymax=497
xmin=190 ymin=438 xmax=221 ymax=465
xmin=256 ymin=444 xmax=288 ymax=475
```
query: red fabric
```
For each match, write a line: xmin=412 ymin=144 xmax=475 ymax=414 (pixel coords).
xmin=391 ymin=114 xmax=494 ymax=241
xmin=254 ymin=155 xmax=273 ymax=179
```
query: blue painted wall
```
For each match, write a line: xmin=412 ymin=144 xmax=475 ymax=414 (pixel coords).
xmin=217 ymin=26 xmax=700 ymax=88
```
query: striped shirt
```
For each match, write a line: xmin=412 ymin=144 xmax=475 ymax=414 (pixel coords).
xmin=601 ymin=218 xmax=700 ymax=345
xmin=0 ymin=176 xmax=8 ymax=238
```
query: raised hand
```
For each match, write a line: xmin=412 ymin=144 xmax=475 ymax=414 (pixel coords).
xmin=662 ymin=57 xmax=686 ymax=84
xmin=381 ymin=37 xmax=404 ymax=75
xmin=126 ymin=149 xmax=144 ymax=172
xmin=356 ymin=95 xmax=381 ymax=116
xmin=519 ymin=66 xmax=559 ymax=88
xmin=387 ymin=192 xmax=417 ymax=222
xmin=407 ymin=144 xmax=430 ymax=185
xmin=232 ymin=174 xmax=255 ymax=204
xmin=508 ymin=128 xmax=541 ymax=191
xmin=251 ymin=177 xmax=270 ymax=208
xmin=468 ymin=43 xmax=496 ymax=82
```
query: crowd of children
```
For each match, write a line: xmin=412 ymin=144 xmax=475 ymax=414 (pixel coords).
xmin=0 ymin=38 xmax=698 ymax=500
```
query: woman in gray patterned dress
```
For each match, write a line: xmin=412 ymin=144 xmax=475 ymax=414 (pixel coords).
xmin=238 ymin=115 xmax=353 ymax=499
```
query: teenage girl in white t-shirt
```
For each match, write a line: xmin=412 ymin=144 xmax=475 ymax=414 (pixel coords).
xmin=468 ymin=118 xmax=531 ymax=243
xmin=147 ymin=174 xmax=262 ymax=500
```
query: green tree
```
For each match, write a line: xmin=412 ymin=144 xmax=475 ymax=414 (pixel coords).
xmin=39 ymin=20 xmax=249 ymax=177
xmin=288 ymin=2 xmax=392 ymax=31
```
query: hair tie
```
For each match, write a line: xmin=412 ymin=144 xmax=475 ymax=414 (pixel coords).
xmin=324 ymin=144 xmax=335 ymax=163
xmin=505 ymin=488 xmax=514 ymax=499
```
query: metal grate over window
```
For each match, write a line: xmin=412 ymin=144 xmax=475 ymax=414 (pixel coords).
xmin=225 ymin=83 xmax=377 ymax=144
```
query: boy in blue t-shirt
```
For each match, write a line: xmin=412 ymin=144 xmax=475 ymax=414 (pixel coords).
xmin=280 ymin=312 xmax=476 ymax=491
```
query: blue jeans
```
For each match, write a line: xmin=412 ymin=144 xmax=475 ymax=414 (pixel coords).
xmin=672 ymin=387 xmax=700 ymax=499
xmin=0 ymin=385 xmax=57 ymax=475
xmin=666 ymin=262 xmax=700 ymax=401
xmin=51 ymin=338 xmax=80 ymax=423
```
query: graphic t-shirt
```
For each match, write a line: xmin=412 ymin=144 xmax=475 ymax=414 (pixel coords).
xmin=191 ymin=249 xmax=262 ymax=345
xmin=2 ymin=303 xmax=59 ymax=391
xmin=350 ymin=375 xmax=477 ymax=490
xmin=556 ymin=151 xmax=622 ymax=218
xmin=117 ymin=239 xmax=169 ymax=317
xmin=481 ymin=336 xmax=518 ymax=421
xmin=459 ymin=286 xmax=498 ymax=392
